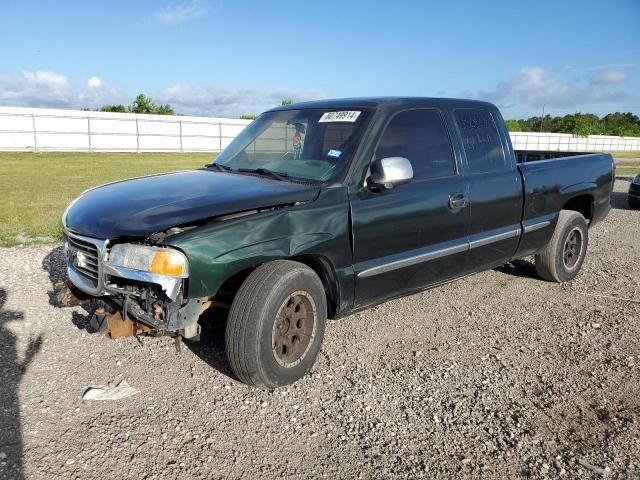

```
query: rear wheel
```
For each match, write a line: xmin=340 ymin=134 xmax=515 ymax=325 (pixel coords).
xmin=535 ymin=210 xmax=588 ymax=282
xmin=225 ymin=260 xmax=326 ymax=388
xmin=629 ymin=197 xmax=640 ymax=209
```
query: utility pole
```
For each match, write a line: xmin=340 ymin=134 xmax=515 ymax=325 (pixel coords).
xmin=540 ymin=105 xmax=546 ymax=132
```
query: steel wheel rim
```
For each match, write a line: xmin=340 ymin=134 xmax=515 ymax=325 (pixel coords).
xmin=272 ymin=291 xmax=317 ymax=368
xmin=563 ymin=227 xmax=583 ymax=270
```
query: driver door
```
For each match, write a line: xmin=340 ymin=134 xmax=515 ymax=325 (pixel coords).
xmin=349 ymin=108 xmax=471 ymax=308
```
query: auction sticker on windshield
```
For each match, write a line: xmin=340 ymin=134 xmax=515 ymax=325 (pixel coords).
xmin=318 ymin=111 xmax=361 ymax=123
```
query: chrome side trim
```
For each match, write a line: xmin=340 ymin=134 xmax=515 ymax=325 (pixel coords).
xmin=358 ymin=243 xmax=468 ymax=278
xmin=469 ymin=228 xmax=521 ymax=250
xmin=523 ymin=220 xmax=551 ymax=234
xmin=357 ymin=226 xmax=522 ymax=278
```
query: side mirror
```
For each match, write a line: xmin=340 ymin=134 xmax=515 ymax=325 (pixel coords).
xmin=367 ymin=157 xmax=413 ymax=191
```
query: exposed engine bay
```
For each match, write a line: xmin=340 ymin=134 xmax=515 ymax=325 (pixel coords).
xmin=58 ymin=275 xmax=211 ymax=341
xmin=62 ymin=228 xmax=211 ymax=342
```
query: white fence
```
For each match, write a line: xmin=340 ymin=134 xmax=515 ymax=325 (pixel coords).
xmin=510 ymin=131 xmax=640 ymax=152
xmin=0 ymin=106 xmax=251 ymax=152
xmin=0 ymin=105 xmax=639 ymax=153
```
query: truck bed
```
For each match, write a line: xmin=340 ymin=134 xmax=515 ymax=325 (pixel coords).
xmin=514 ymin=153 xmax=615 ymax=258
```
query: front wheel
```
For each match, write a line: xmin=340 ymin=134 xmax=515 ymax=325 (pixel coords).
xmin=225 ymin=260 xmax=326 ymax=388
xmin=535 ymin=210 xmax=589 ymax=282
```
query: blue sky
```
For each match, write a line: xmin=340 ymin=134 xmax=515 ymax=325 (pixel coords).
xmin=0 ymin=0 xmax=638 ymax=118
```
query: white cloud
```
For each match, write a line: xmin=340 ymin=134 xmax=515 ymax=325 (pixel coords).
xmin=157 ymin=83 xmax=323 ymax=117
xmin=0 ymin=70 xmax=74 ymax=108
xmin=24 ymin=70 xmax=69 ymax=88
xmin=87 ymin=76 xmax=103 ymax=88
xmin=590 ymin=66 xmax=628 ymax=86
xmin=0 ymin=70 xmax=125 ymax=109
xmin=78 ymin=83 xmax=124 ymax=108
xmin=0 ymin=69 xmax=322 ymax=117
xmin=154 ymin=1 xmax=208 ymax=25
xmin=469 ymin=66 xmax=637 ymax=115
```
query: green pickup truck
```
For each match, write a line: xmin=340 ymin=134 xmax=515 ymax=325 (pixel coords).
xmin=62 ymin=97 xmax=614 ymax=388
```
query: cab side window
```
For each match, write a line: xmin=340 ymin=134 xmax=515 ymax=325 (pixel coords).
xmin=454 ymin=109 xmax=506 ymax=173
xmin=376 ymin=109 xmax=455 ymax=179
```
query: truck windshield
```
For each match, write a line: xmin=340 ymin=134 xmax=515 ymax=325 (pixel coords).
xmin=212 ymin=108 xmax=373 ymax=183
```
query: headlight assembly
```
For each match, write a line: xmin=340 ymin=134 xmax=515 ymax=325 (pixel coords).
xmin=108 ymin=244 xmax=189 ymax=278
xmin=633 ymin=175 xmax=640 ymax=185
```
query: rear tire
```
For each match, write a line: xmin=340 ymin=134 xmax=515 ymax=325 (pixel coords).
xmin=629 ymin=197 xmax=640 ymax=209
xmin=535 ymin=210 xmax=588 ymax=283
xmin=225 ymin=260 xmax=326 ymax=388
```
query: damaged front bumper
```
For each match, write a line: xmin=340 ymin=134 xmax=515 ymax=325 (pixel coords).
xmin=64 ymin=230 xmax=183 ymax=301
xmin=63 ymin=229 xmax=208 ymax=338
xmin=102 ymin=263 xmax=182 ymax=301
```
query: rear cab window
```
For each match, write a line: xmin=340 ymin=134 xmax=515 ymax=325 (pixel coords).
xmin=454 ymin=109 xmax=507 ymax=173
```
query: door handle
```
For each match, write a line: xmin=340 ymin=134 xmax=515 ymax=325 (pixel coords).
xmin=449 ymin=192 xmax=467 ymax=209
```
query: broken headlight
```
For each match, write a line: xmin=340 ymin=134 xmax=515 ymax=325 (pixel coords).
xmin=108 ymin=244 xmax=189 ymax=278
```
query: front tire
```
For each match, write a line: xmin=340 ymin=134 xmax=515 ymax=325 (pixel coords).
xmin=225 ymin=260 xmax=326 ymax=388
xmin=535 ymin=210 xmax=588 ymax=282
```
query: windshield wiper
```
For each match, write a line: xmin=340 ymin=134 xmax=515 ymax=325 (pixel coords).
xmin=205 ymin=163 xmax=234 ymax=172
xmin=237 ymin=167 xmax=290 ymax=182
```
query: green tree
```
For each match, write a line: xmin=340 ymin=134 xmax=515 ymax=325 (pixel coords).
xmin=281 ymin=99 xmax=293 ymax=106
xmin=99 ymin=94 xmax=175 ymax=115
xmin=100 ymin=104 xmax=127 ymax=113
xmin=154 ymin=103 xmax=175 ymax=115
xmin=602 ymin=112 xmax=640 ymax=137
xmin=505 ymin=119 xmax=522 ymax=132
xmin=505 ymin=111 xmax=640 ymax=136
xmin=130 ymin=94 xmax=175 ymax=114
xmin=239 ymin=114 xmax=257 ymax=120
xmin=563 ymin=113 xmax=602 ymax=137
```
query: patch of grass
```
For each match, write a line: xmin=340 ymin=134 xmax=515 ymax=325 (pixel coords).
xmin=612 ymin=151 xmax=640 ymax=161
xmin=612 ymin=152 xmax=640 ymax=176
xmin=612 ymin=151 xmax=640 ymax=172
xmin=617 ymin=166 xmax=640 ymax=176
xmin=0 ymin=152 xmax=216 ymax=246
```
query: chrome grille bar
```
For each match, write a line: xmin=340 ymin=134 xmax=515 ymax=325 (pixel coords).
xmin=63 ymin=230 xmax=109 ymax=296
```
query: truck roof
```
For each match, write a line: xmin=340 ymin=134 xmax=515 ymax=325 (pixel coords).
xmin=268 ymin=97 xmax=497 ymax=112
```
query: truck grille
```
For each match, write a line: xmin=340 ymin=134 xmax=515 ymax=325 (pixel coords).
xmin=64 ymin=232 xmax=108 ymax=295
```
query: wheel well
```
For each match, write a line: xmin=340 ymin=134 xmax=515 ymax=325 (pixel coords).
xmin=213 ymin=267 xmax=255 ymax=309
xmin=562 ymin=194 xmax=593 ymax=221
xmin=290 ymin=255 xmax=339 ymax=319
xmin=213 ymin=256 xmax=340 ymax=319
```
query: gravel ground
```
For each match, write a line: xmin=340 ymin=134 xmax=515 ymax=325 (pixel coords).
xmin=1 ymin=180 xmax=638 ymax=480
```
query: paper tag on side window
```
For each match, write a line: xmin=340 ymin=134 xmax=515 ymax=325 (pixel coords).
xmin=319 ymin=111 xmax=361 ymax=123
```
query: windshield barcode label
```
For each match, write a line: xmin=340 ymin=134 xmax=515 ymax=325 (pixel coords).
xmin=319 ymin=111 xmax=361 ymax=123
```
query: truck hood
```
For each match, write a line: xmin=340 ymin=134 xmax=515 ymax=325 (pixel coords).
xmin=64 ymin=170 xmax=320 ymax=239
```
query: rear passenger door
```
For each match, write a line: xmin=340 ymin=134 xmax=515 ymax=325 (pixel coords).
xmin=453 ymin=108 xmax=523 ymax=270
xmin=350 ymin=108 xmax=471 ymax=308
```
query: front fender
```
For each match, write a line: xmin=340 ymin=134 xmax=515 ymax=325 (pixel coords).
xmin=164 ymin=187 xmax=353 ymax=303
